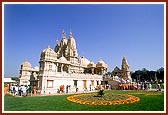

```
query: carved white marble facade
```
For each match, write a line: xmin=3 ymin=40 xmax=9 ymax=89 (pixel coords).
xmin=19 ymin=61 xmax=39 ymax=86
xmin=19 ymin=31 xmax=108 ymax=94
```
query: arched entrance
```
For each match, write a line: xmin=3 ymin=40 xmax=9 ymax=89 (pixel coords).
xmin=83 ymin=80 xmax=87 ymax=89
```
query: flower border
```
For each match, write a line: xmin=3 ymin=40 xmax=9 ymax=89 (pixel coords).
xmin=67 ymin=93 xmax=140 ymax=106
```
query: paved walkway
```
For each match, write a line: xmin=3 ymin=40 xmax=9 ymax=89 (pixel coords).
xmin=32 ymin=90 xmax=97 ymax=97
xmin=145 ymin=88 xmax=164 ymax=92
xmin=30 ymin=88 xmax=165 ymax=97
xmin=9 ymin=88 xmax=164 ymax=97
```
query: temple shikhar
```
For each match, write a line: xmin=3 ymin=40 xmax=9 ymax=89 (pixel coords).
xmin=111 ymin=57 xmax=132 ymax=81
xmin=19 ymin=30 xmax=131 ymax=94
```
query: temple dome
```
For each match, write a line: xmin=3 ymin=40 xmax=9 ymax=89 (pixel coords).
xmin=59 ymin=56 xmax=70 ymax=64
xmin=98 ymin=59 xmax=105 ymax=64
xmin=67 ymin=32 xmax=77 ymax=50
xmin=33 ymin=66 xmax=39 ymax=71
xmin=80 ymin=56 xmax=90 ymax=66
xmin=22 ymin=61 xmax=31 ymax=68
xmin=96 ymin=59 xmax=108 ymax=68
xmin=87 ymin=61 xmax=96 ymax=68
xmin=42 ymin=45 xmax=55 ymax=54
xmin=21 ymin=61 xmax=32 ymax=70
xmin=41 ymin=45 xmax=57 ymax=61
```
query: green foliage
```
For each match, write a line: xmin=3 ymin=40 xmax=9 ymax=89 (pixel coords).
xmin=152 ymin=83 xmax=164 ymax=89
xmin=131 ymin=67 xmax=164 ymax=83
xmin=26 ymin=86 xmax=33 ymax=93
xmin=11 ymin=77 xmax=19 ymax=81
xmin=4 ymin=83 xmax=8 ymax=87
xmin=97 ymin=89 xmax=104 ymax=97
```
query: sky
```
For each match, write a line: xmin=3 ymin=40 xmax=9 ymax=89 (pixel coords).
xmin=3 ymin=3 xmax=164 ymax=77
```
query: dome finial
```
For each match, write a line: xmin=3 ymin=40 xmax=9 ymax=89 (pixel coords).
xmin=82 ymin=51 xmax=85 ymax=58
xmin=56 ymin=38 xmax=59 ymax=44
xmin=48 ymin=45 xmax=50 ymax=48
xmin=62 ymin=29 xmax=66 ymax=38
xmin=70 ymin=29 xmax=73 ymax=38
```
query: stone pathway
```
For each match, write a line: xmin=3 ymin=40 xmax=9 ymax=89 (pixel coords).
xmin=32 ymin=90 xmax=97 ymax=97
xmin=9 ymin=88 xmax=164 ymax=97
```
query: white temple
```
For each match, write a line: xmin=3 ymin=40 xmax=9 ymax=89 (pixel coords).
xmin=19 ymin=31 xmax=108 ymax=94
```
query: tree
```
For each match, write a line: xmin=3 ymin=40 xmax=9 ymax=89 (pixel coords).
xmin=148 ymin=71 xmax=156 ymax=83
xmin=11 ymin=77 xmax=20 ymax=84
xmin=141 ymin=68 xmax=149 ymax=82
xmin=94 ymin=89 xmax=104 ymax=97
xmin=156 ymin=67 xmax=164 ymax=83
xmin=131 ymin=67 xmax=164 ymax=83
xmin=98 ymin=89 xmax=104 ymax=97
xmin=11 ymin=77 xmax=19 ymax=82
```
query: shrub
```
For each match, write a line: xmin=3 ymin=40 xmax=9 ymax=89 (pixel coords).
xmin=97 ymin=89 xmax=104 ymax=97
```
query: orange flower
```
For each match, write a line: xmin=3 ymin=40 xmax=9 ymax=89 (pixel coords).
xmin=67 ymin=93 xmax=140 ymax=106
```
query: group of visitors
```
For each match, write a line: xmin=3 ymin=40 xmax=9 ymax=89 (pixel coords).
xmin=66 ymin=85 xmax=72 ymax=93
xmin=140 ymin=82 xmax=152 ymax=90
xmin=157 ymin=84 xmax=161 ymax=91
xmin=117 ymin=82 xmax=155 ymax=91
xmin=10 ymin=85 xmax=29 ymax=96
xmin=58 ymin=85 xmax=75 ymax=93
xmin=136 ymin=82 xmax=163 ymax=91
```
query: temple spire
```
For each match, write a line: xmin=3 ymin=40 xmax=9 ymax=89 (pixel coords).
xmin=62 ymin=29 xmax=66 ymax=38
xmin=70 ymin=31 xmax=73 ymax=38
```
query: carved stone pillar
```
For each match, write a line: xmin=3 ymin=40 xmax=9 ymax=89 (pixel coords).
xmin=91 ymin=68 xmax=94 ymax=74
xmin=61 ymin=64 xmax=63 ymax=73
xmin=67 ymin=65 xmax=70 ymax=73
xmin=99 ymin=68 xmax=103 ymax=75
xmin=55 ymin=63 xmax=58 ymax=73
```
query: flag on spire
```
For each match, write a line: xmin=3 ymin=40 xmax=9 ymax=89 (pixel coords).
xmin=62 ymin=29 xmax=66 ymax=37
xmin=62 ymin=29 xmax=65 ymax=34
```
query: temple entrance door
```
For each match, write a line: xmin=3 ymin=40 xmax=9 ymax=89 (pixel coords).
xmin=91 ymin=80 xmax=94 ymax=86
xmin=83 ymin=80 xmax=87 ymax=89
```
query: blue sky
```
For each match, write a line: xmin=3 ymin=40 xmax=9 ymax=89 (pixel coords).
xmin=4 ymin=3 xmax=164 ymax=77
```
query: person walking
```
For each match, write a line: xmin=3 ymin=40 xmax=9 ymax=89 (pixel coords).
xmin=157 ymin=84 xmax=161 ymax=91
xmin=66 ymin=85 xmax=69 ymax=93
xmin=89 ymin=84 xmax=91 ymax=91
xmin=149 ymin=83 xmax=152 ymax=90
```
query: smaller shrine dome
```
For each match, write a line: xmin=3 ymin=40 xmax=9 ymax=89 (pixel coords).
xmin=87 ymin=61 xmax=96 ymax=68
xmin=59 ymin=56 xmax=70 ymax=64
xmin=96 ymin=59 xmax=108 ymax=68
xmin=21 ymin=61 xmax=32 ymax=70
xmin=41 ymin=45 xmax=57 ymax=61
xmin=42 ymin=45 xmax=55 ymax=54
xmin=80 ymin=56 xmax=90 ymax=66
xmin=33 ymin=66 xmax=39 ymax=71
xmin=22 ymin=61 xmax=31 ymax=67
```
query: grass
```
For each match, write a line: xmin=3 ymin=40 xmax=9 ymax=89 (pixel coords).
xmin=152 ymin=83 xmax=164 ymax=89
xmin=4 ymin=90 xmax=164 ymax=111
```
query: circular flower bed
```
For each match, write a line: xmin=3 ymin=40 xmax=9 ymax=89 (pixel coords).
xmin=67 ymin=93 xmax=140 ymax=106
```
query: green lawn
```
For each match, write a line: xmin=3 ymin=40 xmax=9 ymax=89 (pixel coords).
xmin=4 ymin=90 xmax=164 ymax=111
xmin=152 ymin=83 xmax=164 ymax=89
